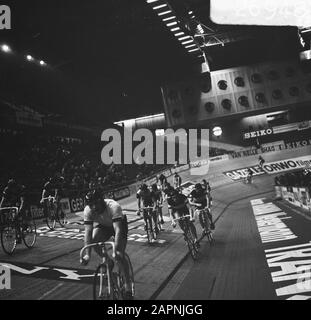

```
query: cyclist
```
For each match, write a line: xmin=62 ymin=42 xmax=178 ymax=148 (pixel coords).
xmin=201 ymin=179 xmax=212 ymax=208
xmin=0 ymin=179 xmax=26 ymax=242
xmin=173 ymin=172 xmax=182 ymax=190
xmin=151 ymin=183 xmax=164 ymax=225
xmin=258 ymin=156 xmax=265 ymax=169
xmin=136 ymin=183 xmax=159 ymax=235
xmin=80 ymin=189 xmax=133 ymax=300
xmin=40 ymin=173 xmax=65 ymax=220
xmin=189 ymin=183 xmax=215 ymax=230
xmin=246 ymin=169 xmax=253 ymax=184
xmin=167 ymin=189 xmax=199 ymax=247
xmin=158 ymin=173 xmax=167 ymax=191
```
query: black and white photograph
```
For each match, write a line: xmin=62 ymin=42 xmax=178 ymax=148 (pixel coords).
xmin=0 ymin=0 xmax=311 ymax=305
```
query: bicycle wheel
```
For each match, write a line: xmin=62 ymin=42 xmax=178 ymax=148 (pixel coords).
xmin=116 ymin=253 xmax=135 ymax=300
xmin=46 ymin=204 xmax=56 ymax=230
xmin=1 ymin=224 xmax=17 ymax=255
xmin=22 ymin=218 xmax=37 ymax=249
xmin=93 ymin=264 xmax=114 ymax=300
xmin=184 ymin=224 xmax=199 ymax=260
xmin=199 ymin=210 xmax=212 ymax=243
xmin=57 ymin=209 xmax=67 ymax=227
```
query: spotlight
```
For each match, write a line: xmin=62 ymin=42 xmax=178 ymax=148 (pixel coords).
xmin=1 ymin=44 xmax=11 ymax=53
xmin=213 ymin=126 xmax=222 ymax=137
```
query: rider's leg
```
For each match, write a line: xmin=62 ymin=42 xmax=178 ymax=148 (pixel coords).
xmin=152 ymin=210 xmax=159 ymax=233
xmin=113 ymin=218 xmax=132 ymax=297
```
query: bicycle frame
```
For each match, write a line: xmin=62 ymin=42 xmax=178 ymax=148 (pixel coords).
xmin=80 ymin=242 xmax=134 ymax=300
xmin=173 ymin=214 xmax=199 ymax=260
xmin=140 ymin=206 xmax=157 ymax=243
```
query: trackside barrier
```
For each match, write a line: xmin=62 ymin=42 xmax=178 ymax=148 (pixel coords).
xmin=275 ymin=186 xmax=311 ymax=214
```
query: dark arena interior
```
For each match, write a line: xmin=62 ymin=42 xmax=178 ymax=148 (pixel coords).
xmin=0 ymin=0 xmax=311 ymax=308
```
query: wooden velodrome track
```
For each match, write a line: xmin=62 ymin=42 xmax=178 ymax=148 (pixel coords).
xmin=1 ymin=146 xmax=311 ymax=300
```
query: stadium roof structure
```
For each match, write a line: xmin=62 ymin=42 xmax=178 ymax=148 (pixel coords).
xmin=0 ymin=0 xmax=304 ymax=124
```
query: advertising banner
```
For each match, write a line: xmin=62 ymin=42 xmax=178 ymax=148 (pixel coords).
xmin=223 ymin=165 xmax=266 ymax=181
xmin=263 ymin=155 xmax=311 ymax=175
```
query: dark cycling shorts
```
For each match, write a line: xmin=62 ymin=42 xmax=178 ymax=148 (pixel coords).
xmin=94 ymin=216 xmax=128 ymax=240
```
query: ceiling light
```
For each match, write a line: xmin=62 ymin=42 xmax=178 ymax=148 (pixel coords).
xmin=39 ymin=60 xmax=46 ymax=66
xmin=174 ymin=32 xmax=185 ymax=36
xmin=26 ymin=55 xmax=34 ymax=61
xmin=171 ymin=27 xmax=180 ymax=32
xmin=147 ymin=0 xmax=159 ymax=3
xmin=153 ymin=4 xmax=167 ymax=10
xmin=188 ymin=48 xmax=200 ymax=52
xmin=178 ymin=36 xmax=191 ymax=41
xmin=158 ymin=10 xmax=172 ymax=16
xmin=162 ymin=16 xmax=176 ymax=21
xmin=182 ymin=39 xmax=194 ymax=45
xmin=1 ymin=44 xmax=11 ymax=53
xmin=185 ymin=44 xmax=196 ymax=48
xmin=166 ymin=21 xmax=177 ymax=27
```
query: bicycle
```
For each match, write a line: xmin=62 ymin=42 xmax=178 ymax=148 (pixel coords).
xmin=0 ymin=207 xmax=37 ymax=255
xmin=42 ymin=196 xmax=66 ymax=230
xmin=173 ymin=214 xmax=199 ymax=260
xmin=139 ymin=206 xmax=158 ymax=244
xmin=244 ymin=175 xmax=253 ymax=184
xmin=191 ymin=203 xmax=214 ymax=244
xmin=80 ymin=242 xmax=135 ymax=300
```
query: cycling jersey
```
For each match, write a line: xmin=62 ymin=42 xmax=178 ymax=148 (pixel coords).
xmin=84 ymin=199 xmax=124 ymax=227
xmin=167 ymin=193 xmax=189 ymax=215
xmin=43 ymin=177 xmax=64 ymax=197
xmin=136 ymin=189 xmax=155 ymax=207
xmin=189 ymin=189 xmax=208 ymax=208
xmin=153 ymin=189 xmax=162 ymax=203
xmin=1 ymin=184 xmax=25 ymax=207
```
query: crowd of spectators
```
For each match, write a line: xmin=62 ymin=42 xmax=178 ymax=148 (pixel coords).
xmin=274 ymin=169 xmax=311 ymax=188
xmin=0 ymin=129 xmax=230 ymax=195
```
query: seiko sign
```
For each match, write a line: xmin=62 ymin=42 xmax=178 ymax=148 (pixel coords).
xmin=243 ymin=128 xmax=274 ymax=140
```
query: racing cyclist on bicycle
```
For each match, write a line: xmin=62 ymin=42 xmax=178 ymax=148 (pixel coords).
xmin=189 ymin=183 xmax=215 ymax=230
xmin=167 ymin=189 xmax=199 ymax=247
xmin=0 ymin=179 xmax=26 ymax=242
xmin=40 ymin=173 xmax=64 ymax=204
xmin=201 ymin=179 xmax=212 ymax=208
xmin=81 ymin=189 xmax=133 ymax=300
xmin=136 ymin=184 xmax=159 ymax=235
xmin=0 ymin=179 xmax=25 ymax=213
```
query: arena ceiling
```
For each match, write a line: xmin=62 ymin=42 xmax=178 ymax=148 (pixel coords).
xmin=0 ymin=0 xmax=303 ymax=126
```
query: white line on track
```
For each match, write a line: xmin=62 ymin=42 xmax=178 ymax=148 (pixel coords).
xmin=37 ymin=283 xmax=64 ymax=300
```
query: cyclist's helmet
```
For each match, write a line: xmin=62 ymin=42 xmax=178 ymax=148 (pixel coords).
xmin=195 ymin=183 xmax=203 ymax=190
xmin=85 ymin=189 xmax=102 ymax=205
xmin=7 ymin=178 xmax=16 ymax=187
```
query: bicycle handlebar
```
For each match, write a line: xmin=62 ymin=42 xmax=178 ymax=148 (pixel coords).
xmin=173 ymin=214 xmax=192 ymax=222
xmin=42 ymin=196 xmax=56 ymax=201
xmin=0 ymin=207 xmax=19 ymax=213
xmin=80 ymin=241 xmax=116 ymax=260
xmin=140 ymin=207 xmax=154 ymax=210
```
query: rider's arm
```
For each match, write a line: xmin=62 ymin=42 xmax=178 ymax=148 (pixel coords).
xmin=112 ymin=219 xmax=125 ymax=259
xmin=111 ymin=205 xmax=126 ymax=258
xmin=19 ymin=196 xmax=25 ymax=212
